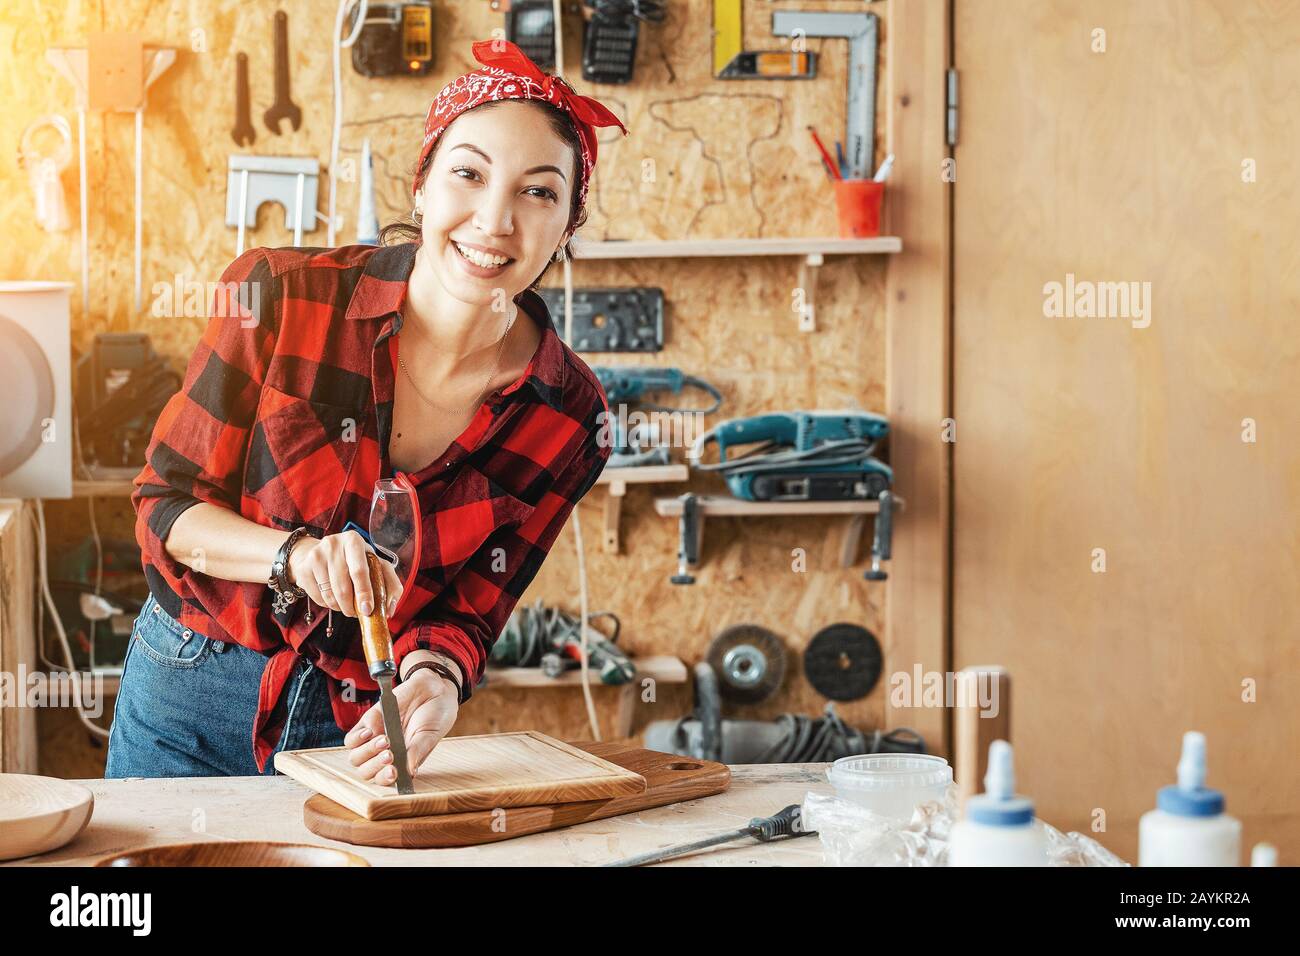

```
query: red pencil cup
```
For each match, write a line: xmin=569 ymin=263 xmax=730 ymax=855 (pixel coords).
xmin=833 ymin=179 xmax=885 ymax=238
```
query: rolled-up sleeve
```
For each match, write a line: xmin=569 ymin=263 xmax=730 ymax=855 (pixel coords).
xmin=392 ymin=401 xmax=613 ymax=701
xmin=131 ymin=248 xmax=277 ymax=583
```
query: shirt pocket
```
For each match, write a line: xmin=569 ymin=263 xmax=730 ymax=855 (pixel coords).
xmin=243 ymin=382 xmax=365 ymax=531
xmin=419 ymin=463 xmax=537 ymax=587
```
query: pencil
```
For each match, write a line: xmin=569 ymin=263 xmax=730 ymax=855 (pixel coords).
xmin=807 ymin=126 xmax=842 ymax=181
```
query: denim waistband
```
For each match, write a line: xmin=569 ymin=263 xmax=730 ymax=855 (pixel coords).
xmin=140 ymin=590 xmax=228 ymax=652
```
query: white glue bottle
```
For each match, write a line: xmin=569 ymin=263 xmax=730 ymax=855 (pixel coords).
xmin=949 ymin=740 xmax=1047 ymax=866
xmin=1138 ymin=731 xmax=1241 ymax=867
xmin=1251 ymin=843 xmax=1277 ymax=867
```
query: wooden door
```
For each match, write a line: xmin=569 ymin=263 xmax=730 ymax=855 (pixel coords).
xmin=953 ymin=0 xmax=1300 ymax=862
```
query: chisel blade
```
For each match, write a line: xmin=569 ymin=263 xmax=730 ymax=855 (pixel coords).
xmin=376 ymin=674 xmax=414 ymax=795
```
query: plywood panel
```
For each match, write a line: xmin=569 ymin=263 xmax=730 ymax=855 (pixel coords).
xmin=0 ymin=502 xmax=40 ymax=773
xmin=2 ymin=1 xmax=907 ymax=773
xmin=953 ymin=0 xmax=1300 ymax=861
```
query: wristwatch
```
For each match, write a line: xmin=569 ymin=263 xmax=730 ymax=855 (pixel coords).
xmin=267 ymin=526 xmax=318 ymax=614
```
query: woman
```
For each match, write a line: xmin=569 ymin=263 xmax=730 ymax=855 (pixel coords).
xmin=106 ymin=40 xmax=627 ymax=785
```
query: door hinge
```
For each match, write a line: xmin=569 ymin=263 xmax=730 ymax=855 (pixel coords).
xmin=946 ymin=68 xmax=959 ymax=146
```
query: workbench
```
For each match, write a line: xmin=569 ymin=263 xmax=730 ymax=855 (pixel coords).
xmin=5 ymin=764 xmax=831 ymax=867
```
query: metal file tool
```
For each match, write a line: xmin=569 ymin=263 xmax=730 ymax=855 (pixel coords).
xmin=358 ymin=550 xmax=414 ymax=795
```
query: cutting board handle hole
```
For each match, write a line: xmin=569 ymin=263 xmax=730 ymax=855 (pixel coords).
xmin=667 ymin=762 xmax=704 ymax=771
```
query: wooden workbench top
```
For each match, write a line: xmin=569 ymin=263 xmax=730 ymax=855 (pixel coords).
xmin=6 ymin=764 xmax=833 ymax=867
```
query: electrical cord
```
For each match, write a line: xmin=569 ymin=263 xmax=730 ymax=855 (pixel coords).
xmin=328 ymin=0 xmax=370 ymax=246
xmin=551 ymin=0 xmax=605 ymax=741
xmin=570 ymin=501 xmax=602 ymax=740
xmin=665 ymin=699 xmax=925 ymax=765
xmin=30 ymin=501 xmax=111 ymax=741
xmin=636 ymin=375 xmax=724 ymax=416
xmin=495 ymin=599 xmax=619 ymax=666
xmin=690 ymin=435 xmax=882 ymax=478
xmin=757 ymin=705 xmax=926 ymax=763
xmin=77 ymin=354 xmax=179 ymax=437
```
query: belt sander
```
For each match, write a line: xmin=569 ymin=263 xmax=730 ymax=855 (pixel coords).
xmin=687 ymin=409 xmax=891 ymax=501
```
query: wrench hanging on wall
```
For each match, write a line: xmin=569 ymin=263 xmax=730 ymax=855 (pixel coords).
xmin=264 ymin=10 xmax=303 ymax=134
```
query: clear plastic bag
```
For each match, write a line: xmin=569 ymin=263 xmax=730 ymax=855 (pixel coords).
xmin=801 ymin=789 xmax=1128 ymax=866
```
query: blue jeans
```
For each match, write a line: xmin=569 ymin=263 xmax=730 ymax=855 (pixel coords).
xmin=105 ymin=590 xmax=345 ymax=778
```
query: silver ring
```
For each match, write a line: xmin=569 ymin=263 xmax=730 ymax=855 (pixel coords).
xmin=316 ymin=580 xmax=338 ymax=610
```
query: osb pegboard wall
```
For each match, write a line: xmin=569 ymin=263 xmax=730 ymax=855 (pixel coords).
xmin=2 ymin=0 xmax=897 ymax=774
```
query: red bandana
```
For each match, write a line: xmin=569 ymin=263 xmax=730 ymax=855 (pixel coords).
xmin=414 ymin=39 xmax=628 ymax=213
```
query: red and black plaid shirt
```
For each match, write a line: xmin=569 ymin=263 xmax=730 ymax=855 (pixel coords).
xmin=132 ymin=242 xmax=611 ymax=770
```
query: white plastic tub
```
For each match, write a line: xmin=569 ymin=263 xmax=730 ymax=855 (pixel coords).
xmin=826 ymin=754 xmax=953 ymax=822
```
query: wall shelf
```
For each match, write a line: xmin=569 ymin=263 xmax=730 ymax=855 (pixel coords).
xmin=481 ymin=654 xmax=687 ymax=737
xmin=568 ymin=236 xmax=902 ymax=333
xmin=654 ymin=494 xmax=904 ymax=571
xmin=594 ymin=464 xmax=689 ymax=555
xmin=570 ymin=236 xmax=902 ymax=259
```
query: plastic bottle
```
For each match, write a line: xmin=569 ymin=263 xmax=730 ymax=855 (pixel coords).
xmin=949 ymin=740 xmax=1047 ymax=866
xmin=1138 ymin=731 xmax=1241 ymax=867
xmin=1251 ymin=843 xmax=1277 ymax=867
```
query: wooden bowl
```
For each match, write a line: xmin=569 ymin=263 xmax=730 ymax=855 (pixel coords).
xmin=94 ymin=840 xmax=371 ymax=867
xmin=0 ymin=773 xmax=94 ymax=861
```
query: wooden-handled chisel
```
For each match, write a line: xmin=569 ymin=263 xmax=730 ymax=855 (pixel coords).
xmin=358 ymin=550 xmax=414 ymax=795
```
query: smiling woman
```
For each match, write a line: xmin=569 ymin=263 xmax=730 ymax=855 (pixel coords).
xmin=108 ymin=40 xmax=627 ymax=786
xmin=380 ymin=100 xmax=589 ymax=287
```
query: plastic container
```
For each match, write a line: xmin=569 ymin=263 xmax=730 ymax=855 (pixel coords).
xmin=1139 ymin=732 xmax=1241 ymax=867
xmin=826 ymin=753 xmax=953 ymax=822
xmin=832 ymin=179 xmax=884 ymax=238
xmin=1251 ymin=843 xmax=1278 ymax=867
xmin=949 ymin=740 xmax=1047 ymax=867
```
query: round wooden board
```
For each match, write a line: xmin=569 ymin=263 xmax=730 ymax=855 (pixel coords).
xmin=94 ymin=840 xmax=370 ymax=867
xmin=0 ymin=773 xmax=95 ymax=861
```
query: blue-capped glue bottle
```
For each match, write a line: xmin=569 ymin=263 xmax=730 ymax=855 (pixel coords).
xmin=949 ymin=740 xmax=1047 ymax=866
xmin=1139 ymin=731 xmax=1241 ymax=866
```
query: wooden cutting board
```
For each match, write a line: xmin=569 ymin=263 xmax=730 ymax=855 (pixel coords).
xmin=301 ymin=741 xmax=731 ymax=848
xmin=274 ymin=731 xmax=647 ymax=821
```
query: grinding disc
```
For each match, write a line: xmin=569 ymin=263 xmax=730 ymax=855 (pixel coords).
xmin=706 ymin=624 xmax=787 ymax=704
xmin=803 ymin=623 xmax=882 ymax=701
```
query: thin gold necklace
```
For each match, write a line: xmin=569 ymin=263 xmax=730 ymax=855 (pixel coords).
xmin=396 ymin=306 xmax=517 ymax=413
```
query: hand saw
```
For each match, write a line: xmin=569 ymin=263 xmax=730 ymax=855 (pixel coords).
xmin=358 ymin=550 xmax=415 ymax=794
